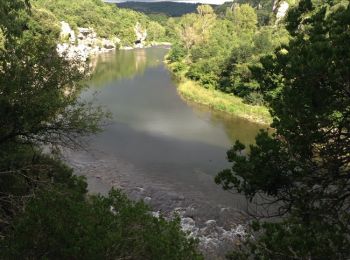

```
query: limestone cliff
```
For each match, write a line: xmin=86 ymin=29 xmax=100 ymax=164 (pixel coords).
xmin=57 ymin=21 xmax=120 ymax=61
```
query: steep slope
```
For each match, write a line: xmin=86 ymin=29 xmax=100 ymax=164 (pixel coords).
xmin=117 ymin=1 xmax=209 ymax=17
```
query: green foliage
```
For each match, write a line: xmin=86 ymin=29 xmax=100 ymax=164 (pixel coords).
xmin=147 ymin=21 xmax=166 ymax=42
xmin=216 ymin=0 xmax=350 ymax=258
xmin=2 ymin=187 xmax=202 ymax=259
xmin=0 ymin=0 xmax=30 ymax=38
xmin=0 ymin=29 xmax=4 ymax=49
xmin=0 ymin=142 xmax=88 ymax=235
xmin=118 ymin=1 xmax=202 ymax=17
xmin=0 ymin=32 xmax=104 ymax=148
xmin=148 ymin=13 xmax=169 ymax=25
xmin=33 ymin=0 xmax=166 ymax=46
xmin=0 ymin=0 xmax=106 ymax=232
xmin=167 ymin=2 xmax=290 ymax=106
xmin=0 ymin=3 xmax=202 ymax=259
xmin=176 ymin=80 xmax=271 ymax=124
xmin=167 ymin=43 xmax=186 ymax=63
xmin=226 ymin=3 xmax=258 ymax=33
xmin=216 ymin=0 xmax=275 ymax=25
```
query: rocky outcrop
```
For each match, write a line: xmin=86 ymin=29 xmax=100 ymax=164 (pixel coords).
xmin=57 ymin=43 xmax=90 ymax=62
xmin=60 ymin=21 xmax=76 ymax=44
xmin=57 ymin=20 xmax=167 ymax=58
xmin=57 ymin=22 xmax=120 ymax=61
xmin=275 ymin=1 xmax=289 ymax=24
xmin=134 ymin=22 xmax=147 ymax=48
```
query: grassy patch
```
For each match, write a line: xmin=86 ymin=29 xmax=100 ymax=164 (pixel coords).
xmin=177 ymin=79 xmax=272 ymax=125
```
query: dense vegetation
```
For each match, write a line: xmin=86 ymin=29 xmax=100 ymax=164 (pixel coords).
xmin=0 ymin=0 xmax=202 ymax=258
xmin=33 ymin=0 xmax=170 ymax=45
xmin=216 ymin=0 xmax=350 ymax=258
xmin=2 ymin=0 xmax=349 ymax=258
xmin=166 ymin=2 xmax=289 ymax=113
xmin=117 ymin=1 xmax=205 ymax=17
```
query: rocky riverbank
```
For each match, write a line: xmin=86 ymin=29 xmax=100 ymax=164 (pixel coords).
xmin=63 ymin=148 xmax=248 ymax=259
xmin=57 ymin=21 xmax=171 ymax=61
xmin=57 ymin=21 xmax=119 ymax=62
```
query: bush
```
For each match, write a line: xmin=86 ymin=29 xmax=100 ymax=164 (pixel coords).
xmin=243 ymin=91 xmax=265 ymax=106
xmin=1 ymin=187 xmax=203 ymax=260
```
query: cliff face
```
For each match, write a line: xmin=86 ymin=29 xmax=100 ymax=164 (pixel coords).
xmin=275 ymin=1 xmax=289 ymax=24
xmin=57 ymin=21 xmax=155 ymax=60
xmin=272 ymin=0 xmax=291 ymax=24
xmin=57 ymin=21 xmax=120 ymax=61
xmin=134 ymin=22 xmax=147 ymax=48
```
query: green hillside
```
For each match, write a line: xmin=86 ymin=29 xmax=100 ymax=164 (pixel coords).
xmin=34 ymin=0 xmax=167 ymax=45
xmin=117 ymin=1 xmax=212 ymax=17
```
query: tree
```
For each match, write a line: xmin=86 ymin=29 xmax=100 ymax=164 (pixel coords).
xmin=1 ymin=187 xmax=203 ymax=259
xmin=195 ymin=5 xmax=217 ymax=42
xmin=0 ymin=0 xmax=30 ymax=38
xmin=0 ymin=4 xmax=202 ymax=260
xmin=0 ymin=4 xmax=105 ymax=150
xmin=186 ymin=19 xmax=237 ymax=89
xmin=216 ymin=0 xmax=350 ymax=258
xmin=0 ymin=0 xmax=106 ymax=234
xmin=176 ymin=5 xmax=216 ymax=51
xmin=147 ymin=21 xmax=166 ymax=42
xmin=226 ymin=3 xmax=258 ymax=33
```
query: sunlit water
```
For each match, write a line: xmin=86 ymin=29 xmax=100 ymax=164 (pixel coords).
xmin=67 ymin=47 xmax=268 ymax=258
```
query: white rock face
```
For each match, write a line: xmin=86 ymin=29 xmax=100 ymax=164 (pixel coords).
xmin=102 ymin=38 xmax=116 ymax=49
xmin=134 ymin=22 xmax=147 ymax=48
xmin=60 ymin=21 xmax=76 ymax=44
xmin=57 ymin=21 xmax=119 ymax=62
xmin=276 ymin=1 xmax=289 ymax=24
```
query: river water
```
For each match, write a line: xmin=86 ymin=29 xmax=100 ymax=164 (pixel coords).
xmin=66 ymin=47 xmax=267 ymax=258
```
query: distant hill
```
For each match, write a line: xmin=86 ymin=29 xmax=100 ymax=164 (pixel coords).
xmin=117 ymin=1 xmax=210 ymax=17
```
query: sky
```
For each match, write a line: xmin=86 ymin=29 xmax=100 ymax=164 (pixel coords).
xmin=104 ymin=0 xmax=232 ymax=5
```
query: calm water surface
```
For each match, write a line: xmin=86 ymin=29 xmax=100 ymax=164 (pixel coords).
xmin=80 ymin=47 xmax=266 ymax=213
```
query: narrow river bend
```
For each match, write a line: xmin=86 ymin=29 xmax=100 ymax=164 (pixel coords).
xmin=66 ymin=47 xmax=267 ymax=258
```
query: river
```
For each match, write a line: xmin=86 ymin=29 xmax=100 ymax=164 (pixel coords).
xmin=65 ymin=47 xmax=267 ymax=258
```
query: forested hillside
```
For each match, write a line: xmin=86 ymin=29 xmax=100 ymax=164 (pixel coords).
xmin=33 ymin=0 xmax=170 ymax=45
xmin=168 ymin=3 xmax=290 ymax=102
xmin=117 ymin=1 xmax=204 ymax=17
xmin=166 ymin=2 xmax=290 ymax=123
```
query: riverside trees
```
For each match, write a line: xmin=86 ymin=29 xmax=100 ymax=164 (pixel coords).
xmin=0 ymin=1 xmax=202 ymax=258
xmin=34 ymin=0 xmax=169 ymax=46
xmin=167 ymin=3 xmax=289 ymax=105
xmin=216 ymin=0 xmax=350 ymax=258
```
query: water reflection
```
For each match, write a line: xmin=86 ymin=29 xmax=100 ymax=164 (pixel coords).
xmin=81 ymin=47 xmax=269 ymax=216
xmin=88 ymin=48 xmax=162 ymax=87
xmin=86 ymin=48 xmax=265 ymax=149
xmin=184 ymin=100 xmax=268 ymax=146
xmin=76 ymin=47 xmax=270 ymax=258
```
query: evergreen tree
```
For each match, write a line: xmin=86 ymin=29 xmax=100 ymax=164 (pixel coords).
xmin=216 ymin=0 xmax=350 ymax=258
